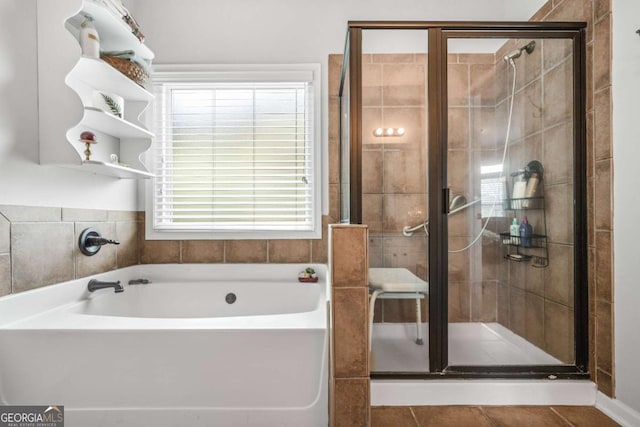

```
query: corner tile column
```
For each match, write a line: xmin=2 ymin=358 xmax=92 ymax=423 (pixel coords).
xmin=329 ymin=224 xmax=370 ymax=427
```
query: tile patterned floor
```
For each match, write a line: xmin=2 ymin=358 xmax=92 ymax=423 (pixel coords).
xmin=371 ymin=405 xmax=620 ymax=427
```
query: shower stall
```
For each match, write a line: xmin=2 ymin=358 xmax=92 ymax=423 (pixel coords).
xmin=338 ymin=22 xmax=588 ymax=378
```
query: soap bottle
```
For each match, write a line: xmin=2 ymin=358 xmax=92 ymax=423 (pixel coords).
xmin=519 ymin=216 xmax=533 ymax=247
xmin=510 ymin=218 xmax=520 ymax=245
xmin=79 ymin=14 xmax=100 ymax=59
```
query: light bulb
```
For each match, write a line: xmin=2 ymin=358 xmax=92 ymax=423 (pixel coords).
xmin=396 ymin=127 xmax=405 ymax=136
xmin=374 ymin=128 xmax=383 ymax=136
xmin=386 ymin=127 xmax=394 ymax=136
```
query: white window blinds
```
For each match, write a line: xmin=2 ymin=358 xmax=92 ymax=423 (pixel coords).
xmin=149 ymin=66 xmax=319 ymax=237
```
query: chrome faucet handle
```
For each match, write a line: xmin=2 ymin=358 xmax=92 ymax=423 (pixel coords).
xmin=79 ymin=228 xmax=120 ymax=256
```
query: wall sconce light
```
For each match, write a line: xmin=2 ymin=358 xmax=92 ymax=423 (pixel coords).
xmin=373 ymin=127 xmax=405 ymax=137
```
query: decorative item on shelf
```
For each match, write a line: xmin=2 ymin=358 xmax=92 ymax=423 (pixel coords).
xmin=79 ymin=131 xmax=97 ymax=161
xmin=100 ymin=50 xmax=150 ymax=86
xmin=522 ymin=160 xmax=543 ymax=208
xmin=110 ymin=154 xmax=119 ymax=164
xmin=92 ymin=91 xmax=123 ymax=118
xmin=79 ymin=14 xmax=100 ymax=58
xmin=298 ymin=267 xmax=318 ymax=283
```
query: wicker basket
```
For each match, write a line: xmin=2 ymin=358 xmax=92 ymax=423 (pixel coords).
xmin=101 ymin=55 xmax=149 ymax=86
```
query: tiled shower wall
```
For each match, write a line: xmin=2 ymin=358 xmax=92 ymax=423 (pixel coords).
xmin=493 ymin=37 xmax=577 ymax=364
xmin=532 ymin=0 xmax=614 ymax=397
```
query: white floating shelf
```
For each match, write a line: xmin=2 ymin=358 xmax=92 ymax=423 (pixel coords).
xmin=79 ymin=1 xmax=153 ymax=60
xmin=82 ymin=107 xmax=153 ymax=139
xmin=70 ymin=160 xmax=154 ymax=179
xmin=70 ymin=57 xmax=153 ymax=102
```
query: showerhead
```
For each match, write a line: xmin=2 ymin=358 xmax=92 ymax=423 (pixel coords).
xmin=503 ymin=40 xmax=536 ymax=63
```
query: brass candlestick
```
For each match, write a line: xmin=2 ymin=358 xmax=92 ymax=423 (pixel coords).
xmin=80 ymin=139 xmax=97 ymax=160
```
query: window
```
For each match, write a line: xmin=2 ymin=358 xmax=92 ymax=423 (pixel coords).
xmin=146 ymin=65 xmax=321 ymax=239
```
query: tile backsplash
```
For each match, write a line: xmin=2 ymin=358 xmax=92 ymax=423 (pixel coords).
xmin=0 ymin=205 xmax=333 ymax=297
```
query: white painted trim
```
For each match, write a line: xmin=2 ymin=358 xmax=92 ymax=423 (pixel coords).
xmin=596 ymin=392 xmax=640 ymax=427
xmin=371 ymin=380 xmax=596 ymax=406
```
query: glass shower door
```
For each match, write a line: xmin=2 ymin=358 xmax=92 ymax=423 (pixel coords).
xmin=445 ymin=36 xmax=578 ymax=367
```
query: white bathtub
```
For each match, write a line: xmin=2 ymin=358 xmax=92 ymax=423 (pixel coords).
xmin=0 ymin=264 xmax=329 ymax=427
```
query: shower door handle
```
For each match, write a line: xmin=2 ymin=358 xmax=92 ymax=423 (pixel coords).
xmin=443 ymin=188 xmax=450 ymax=214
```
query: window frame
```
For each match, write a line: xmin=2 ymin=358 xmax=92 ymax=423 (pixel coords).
xmin=145 ymin=64 xmax=322 ymax=240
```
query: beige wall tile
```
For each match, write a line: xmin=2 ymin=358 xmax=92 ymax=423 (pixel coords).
xmin=75 ymin=222 xmax=117 ymax=278
xmin=107 ymin=211 xmax=138 ymax=222
xmin=596 ymin=300 xmax=613 ymax=374
xmin=0 ymin=205 xmax=61 ymax=222
xmin=311 ymin=216 xmax=333 ymax=264
xmin=0 ymin=214 xmax=9 ymax=254
xmin=362 ymin=195 xmax=383 ymax=234
xmin=330 ymin=225 xmax=368 ymax=287
xmin=594 ymin=0 xmax=611 ymax=21
xmin=469 ymin=107 xmax=496 ymax=150
xmin=363 ymin=63 xmax=382 ymax=107
xmin=333 ymin=287 xmax=368 ymax=377
xmin=363 ymin=108 xmax=382 ymax=146
xmin=0 ymin=254 xmax=10 ymax=296
xmin=593 ymin=14 xmax=611 ymax=90
xmin=543 ymin=39 xmax=573 ymax=72
xmin=448 ymin=281 xmax=470 ymax=322
xmin=515 ymin=40 xmax=543 ymax=90
xmin=595 ymin=231 xmax=612 ymax=302
xmin=594 ymin=159 xmax=612 ymax=230
xmin=382 ymin=107 xmax=425 ymax=146
xmin=334 ymin=378 xmax=369 ymax=427
xmin=544 ymin=300 xmax=575 ymax=363
xmin=373 ymin=54 xmax=414 ymax=63
xmin=594 ymin=87 xmax=612 ymax=160
xmin=497 ymin=283 xmax=510 ymax=327
xmin=140 ymin=239 xmax=180 ymax=264
xmin=329 ymin=138 xmax=340 ymax=185
xmin=596 ymin=368 xmax=614 ymax=397
xmin=543 ymin=122 xmax=573 ymax=185
xmin=525 ymin=292 xmax=545 ymax=348
xmin=11 ymin=222 xmax=74 ymax=292
xmin=447 ymin=63 xmax=469 ymax=107
xmin=545 ymin=183 xmax=574 ymax=245
xmin=368 ymin=235 xmax=383 ymax=268
xmin=225 ymin=240 xmax=267 ymax=263
xmin=586 ymin=42 xmax=594 ymax=113
xmin=381 ymin=235 xmax=427 ymax=274
xmin=458 ymin=54 xmax=494 ymax=65
xmin=448 ymin=108 xmax=469 ymax=149
xmin=181 ymin=240 xmax=224 ymax=263
xmin=470 ymin=64 xmax=497 ymax=106
xmin=447 ymin=150 xmax=469 ymax=195
xmin=544 ymin=243 xmax=575 ymax=307
xmin=509 ymin=286 xmax=526 ymax=337
xmin=383 ymin=145 xmax=426 ymax=194
xmin=382 ymin=63 xmax=426 ymax=107
xmin=329 ymin=97 xmax=340 ymax=141
xmin=382 ymin=194 xmax=427 ymax=234
xmin=328 ymin=54 xmax=343 ymax=96
xmin=62 ymin=208 xmax=108 ymax=222
xmin=470 ymin=281 xmax=497 ymax=322
xmin=268 ymin=239 xmax=311 ymax=263
xmin=363 ymin=150 xmax=383 ymax=194
xmin=115 ymin=221 xmax=138 ymax=268
xmin=543 ymin=59 xmax=573 ymax=129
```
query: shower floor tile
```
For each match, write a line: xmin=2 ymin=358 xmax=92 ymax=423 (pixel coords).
xmin=371 ymin=322 xmax=560 ymax=372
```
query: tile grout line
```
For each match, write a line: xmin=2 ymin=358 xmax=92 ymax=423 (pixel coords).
xmin=478 ymin=406 xmax=499 ymax=427
xmin=549 ymin=407 xmax=577 ymax=426
xmin=408 ymin=406 xmax=420 ymax=427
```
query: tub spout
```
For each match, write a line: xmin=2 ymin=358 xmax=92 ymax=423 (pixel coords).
xmin=88 ymin=279 xmax=124 ymax=293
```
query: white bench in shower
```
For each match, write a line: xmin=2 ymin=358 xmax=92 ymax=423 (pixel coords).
xmin=368 ymin=268 xmax=429 ymax=351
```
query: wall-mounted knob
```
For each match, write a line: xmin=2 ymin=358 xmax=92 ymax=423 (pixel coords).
xmin=79 ymin=227 xmax=119 ymax=256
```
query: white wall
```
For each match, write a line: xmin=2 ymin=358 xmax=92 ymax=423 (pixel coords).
xmin=0 ymin=0 xmax=138 ymax=211
xmin=612 ymin=0 xmax=640 ymax=415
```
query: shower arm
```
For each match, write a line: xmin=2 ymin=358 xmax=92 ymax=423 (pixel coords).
xmin=402 ymin=198 xmax=481 ymax=237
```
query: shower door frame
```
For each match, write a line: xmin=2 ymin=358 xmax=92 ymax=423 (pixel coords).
xmin=345 ymin=21 xmax=589 ymax=379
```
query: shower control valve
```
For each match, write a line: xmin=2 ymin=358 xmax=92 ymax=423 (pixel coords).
xmin=79 ymin=227 xmax=120 ymax=256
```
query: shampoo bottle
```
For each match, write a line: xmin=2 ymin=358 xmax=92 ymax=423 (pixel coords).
xmin=512 ymin=170 xmax=527 ymax=209
xmin=510 ymin=218 xmax=519 ymax=245
xmin=519 ymin=216 xmax=533 ymax=247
